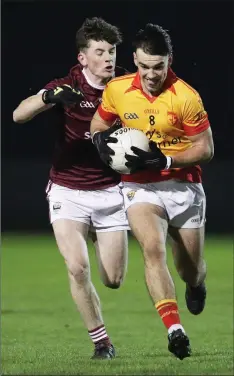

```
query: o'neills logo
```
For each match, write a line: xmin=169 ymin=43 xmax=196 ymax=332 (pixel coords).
xmin=144 ymin=109 xmax=159 ymax=115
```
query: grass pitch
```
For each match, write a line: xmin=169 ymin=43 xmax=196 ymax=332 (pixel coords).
xmin=1 ymin=233 xmax=233 ymax=375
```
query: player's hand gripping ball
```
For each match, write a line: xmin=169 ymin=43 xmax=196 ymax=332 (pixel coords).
xmin=107 ymin=127 xmax=150 ymax=174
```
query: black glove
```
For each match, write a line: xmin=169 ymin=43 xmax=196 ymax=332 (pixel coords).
xmin=92 ymin=122 xmax=122 ymax=165
xmin=125 ymin=141 xmax=171 ymax=173
xmin=42 ymin=84 xmax=84 ymax=106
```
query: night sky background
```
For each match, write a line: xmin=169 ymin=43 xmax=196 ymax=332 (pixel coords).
xmin=2 ymin=0 xmax=233 ymax=232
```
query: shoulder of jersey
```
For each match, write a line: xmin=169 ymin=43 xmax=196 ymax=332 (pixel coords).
xmin=174 ymin=76 xmax=200 ymax=99
xmin=68 ymin=64 xmax=83 ymax=81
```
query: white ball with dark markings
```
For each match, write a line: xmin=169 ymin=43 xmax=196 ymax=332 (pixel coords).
xmin=107 ymin=127 xmax=150 ymax=174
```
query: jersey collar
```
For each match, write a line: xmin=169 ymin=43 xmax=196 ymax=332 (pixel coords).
xmin=125 ymin=68 xmax=177 ymax=102
xmin=82 ymin=68 xmax=106 ymax=90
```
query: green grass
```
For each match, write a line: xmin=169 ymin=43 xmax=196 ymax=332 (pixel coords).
xmin=1 ymin=233 xmax=233 ymax=375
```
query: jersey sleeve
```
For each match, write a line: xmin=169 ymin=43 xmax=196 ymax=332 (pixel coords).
xmin=37 ymin=75 xmax=73 ymax=95
xmin=44 ymin=75 xmax=72 ymax=90
xmin=97 ymin=83 xmax=119 ymax=123
xmin=181 ymin=91 xmax=210 ymax=136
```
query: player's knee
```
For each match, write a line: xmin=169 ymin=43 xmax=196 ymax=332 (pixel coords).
xmin=105 ymin=281 xmax=121 ymax=289
xmin=103 ymin=274 xmax=123 ymax=289
xmin=143 ymin=241 xmax=166 ymax=265
xmin=68 ymin=262 xmax=90 ymax=284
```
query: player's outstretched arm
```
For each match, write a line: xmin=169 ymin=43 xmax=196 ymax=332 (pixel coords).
xmin=13 ymin=93 xmax=52 ymax=124
xmin=13 ymin=85 xmax=84 ymax=124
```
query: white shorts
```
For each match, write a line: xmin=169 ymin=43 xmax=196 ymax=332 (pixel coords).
xmin=122 ymin=180 xmax=206 ymax=229
xmin=46 ymin=182 xmax=129 ymax=232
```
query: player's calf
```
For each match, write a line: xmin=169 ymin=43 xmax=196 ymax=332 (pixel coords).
xmin=146 ymin=260 xmax=190 ymax=358
xmin=93 ymin=229 xmax=128 ymax=291
xmin=155 ymin=298 xmax=190 ymax=359
xmin=176 ymin=261 xmax=207 ymax=315
xmin=177 ymin=258 xmax=206 ymax=288
xmin=169 ymin=225 xmax=207 ymax=316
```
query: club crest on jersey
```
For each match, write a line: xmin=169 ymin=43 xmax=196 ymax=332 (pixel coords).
xmin=126 ymin=190 xmax=136 ymax=201
xmin=167 ymin=111 xmax=178 ymax=125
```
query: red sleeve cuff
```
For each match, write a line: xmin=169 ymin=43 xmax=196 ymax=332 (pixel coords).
xmin=183 ymin=119 xmax=210 ymax=136
xmin=97 ymin=105 xmax=118 ymax=122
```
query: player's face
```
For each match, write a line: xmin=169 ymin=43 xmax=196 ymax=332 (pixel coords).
xmin=78 ymin=40 xmax=116 ymax=80
xmin=134 ymin=49 xmax=171 ymax=95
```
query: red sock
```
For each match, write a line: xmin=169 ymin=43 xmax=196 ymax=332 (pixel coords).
xmin=88 ymin=324 xmax=111 ymax=346
xmin=155 ymin=299 xmax=181 ymax=330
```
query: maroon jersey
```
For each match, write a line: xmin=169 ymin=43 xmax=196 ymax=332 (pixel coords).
xmin=43 ymin=64 xmax=127 ymax=190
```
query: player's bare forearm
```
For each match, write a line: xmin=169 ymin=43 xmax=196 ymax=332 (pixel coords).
xmin=171 ymin=144 xmax=213 ymax=168
xmin=90 ymin=111 xmax=113 ymax=136
xmin=171 ymin=128 xmax=214 ymax=168
xmin=13 ymin=94 xmax=52 ymax=123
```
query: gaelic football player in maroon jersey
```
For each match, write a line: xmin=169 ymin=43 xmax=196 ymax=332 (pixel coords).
xmin=13 ymin=17 xmax=129 ymax=359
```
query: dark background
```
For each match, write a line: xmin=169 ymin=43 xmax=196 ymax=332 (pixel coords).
xmin=2 ymin=0 xmax=233 ymax=233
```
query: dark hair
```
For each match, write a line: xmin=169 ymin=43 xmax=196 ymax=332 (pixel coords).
xmin=133 ymin=23 xmax=173 ymax=56
xmin=76 ymin=17 xmax=122 ymax=52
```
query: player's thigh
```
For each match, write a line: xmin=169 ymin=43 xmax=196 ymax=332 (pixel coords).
xmin=46 ymin=181 xmax=93 ymax=262
xmin=167 ymin=181 xmax=206 ymax=229
xmin=46 ymin=181 xmax=92 ymax=227
xmin=91 ymin=184 xmax=129 ymax=232
xmin=127 ymin=202 xmax=168 ymax=260
xmin=122 ymin=183 xmax=168 ymax=250
xmin=168 ymin=225 xmax=205 ymax=270
xmin=52 ymin=219 xmax=90 ymax=275
xmin=166 ymin=181 xmax=206 ymax=268
xmin=92 ymin=230 xmax=128 ymax=285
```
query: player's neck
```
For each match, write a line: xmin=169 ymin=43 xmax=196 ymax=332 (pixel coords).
xmin=82 ymin=68 xmax=110 ymax=89
xmin=141 ymin=80 xmax=161 ymax=98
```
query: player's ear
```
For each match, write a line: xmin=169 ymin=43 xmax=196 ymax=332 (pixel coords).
xmin=77 ymin=52 xmax=87 ymax=67
xmin=133 ymin=52 xmax=138 ymax=68
xmin=168 ymin=54 xmax=173 ymax=66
